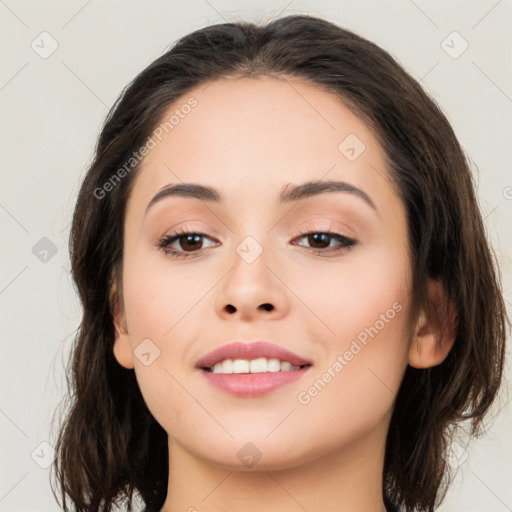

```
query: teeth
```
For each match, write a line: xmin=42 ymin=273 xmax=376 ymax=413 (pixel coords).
xmin=266 ymin=358 xmax=281 ymax=372
xmin=233 ymin=359 xmax=250 ymax=373
xmin=280 ymin=361 xmax=292 ymax=371
xmin=250 ymin=357 xmax=270 ymax=373
xmin=210 ymin=357 xmax=301 ymax=374
xmin=222 ymin=359 xmax=233 ymax=373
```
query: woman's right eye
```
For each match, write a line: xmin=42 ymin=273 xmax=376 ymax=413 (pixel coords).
xmin=157 ymin=230 xmax=218 ymax=259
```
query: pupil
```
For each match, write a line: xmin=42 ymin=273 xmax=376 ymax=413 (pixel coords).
xmin=309 ymin=233 xmax=329 ymax=249
xmin=182 ymin=234 xmax=201 ymax=251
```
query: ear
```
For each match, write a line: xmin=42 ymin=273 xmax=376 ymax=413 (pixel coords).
xmin=408 ymin=279 xmax=458 ymax=369
xmin=110 ymin=282 xmax=134 ymax=369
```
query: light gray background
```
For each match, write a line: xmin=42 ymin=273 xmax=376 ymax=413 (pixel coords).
xmin=1 ymin=1 xmax=511 ymax=511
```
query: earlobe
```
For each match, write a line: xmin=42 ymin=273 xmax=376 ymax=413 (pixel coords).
xmin=110 ymin=284 xmax=134 ymax=370
xmin=408 ymin=279 xmax=458 ymax=369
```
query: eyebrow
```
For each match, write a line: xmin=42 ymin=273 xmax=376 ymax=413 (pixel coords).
xmin=145 ymin=179 xmax=377 ymax=214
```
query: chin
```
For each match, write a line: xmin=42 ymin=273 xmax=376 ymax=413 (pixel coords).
xmin=189 ymin=437 xmax=316 ymax=472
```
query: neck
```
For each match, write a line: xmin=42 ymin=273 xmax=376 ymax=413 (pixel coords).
xmin=159 ymin=418 xmax=389 ymax=512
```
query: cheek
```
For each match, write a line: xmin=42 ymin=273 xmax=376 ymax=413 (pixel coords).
xmin=121 ymin=252 xmax=213 ymax=426
xmin=292 ymin=239 xmax=410 ymax=345
xmin=122 ymin=249 xmax=209 ymax=339
xmin=292 ymin=244 xmax=411 ymax=417
xmin=291 ymin=304 xmax=410 ymax=457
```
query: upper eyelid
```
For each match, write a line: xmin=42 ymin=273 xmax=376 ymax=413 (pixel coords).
xmin=162 ymin=227 xmax=353 ymax=239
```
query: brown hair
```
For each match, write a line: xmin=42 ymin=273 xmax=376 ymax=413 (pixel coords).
xmin=51 ymin=14 xmax=508 ymax=512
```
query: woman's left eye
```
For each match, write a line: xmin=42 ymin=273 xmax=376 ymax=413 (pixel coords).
xmin=157 ymin=229 xmax=358 ymax=259
xmin=291 ymin=231 xmax=357 ymax=254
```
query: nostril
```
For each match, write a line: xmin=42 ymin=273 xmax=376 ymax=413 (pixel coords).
xmin=260 ymin=303 xmax=274 ymax=311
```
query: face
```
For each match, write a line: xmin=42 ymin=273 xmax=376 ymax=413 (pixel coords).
xmin=113 ymin=75 xmax=414 ymax=470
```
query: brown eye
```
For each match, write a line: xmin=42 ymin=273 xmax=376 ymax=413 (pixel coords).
xmin=306 ymin=233 xmax=332 ymax=249
xmin=293 ymin=231 xmax=357 ymax=254
xmin=176 ymin=233 xmax=204 ymax=252
xmin=158 ymin=230 xmax=218 ymax=258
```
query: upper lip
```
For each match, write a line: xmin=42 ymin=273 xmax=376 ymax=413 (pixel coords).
xmin=195 ymin=341 xmax=313 ymax=369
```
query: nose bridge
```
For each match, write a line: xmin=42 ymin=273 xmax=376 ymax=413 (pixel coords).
xmin=230 ymin=231 xmax=271 ymax=297
xmin=229 ymin=199 xmax=272 ymax=267
xmin=214 ymin=222 xmax=288 ymax=320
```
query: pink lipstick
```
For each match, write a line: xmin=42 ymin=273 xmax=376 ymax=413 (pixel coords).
xmin=196 ymin=341 xmax=313 ymax=398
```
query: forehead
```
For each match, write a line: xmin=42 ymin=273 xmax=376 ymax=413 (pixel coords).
xmin=128 ymin=75 xmax=396 ymax=213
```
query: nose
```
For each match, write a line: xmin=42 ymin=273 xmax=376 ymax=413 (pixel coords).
xmin=215 ymin=246 xmax=289 ymax=322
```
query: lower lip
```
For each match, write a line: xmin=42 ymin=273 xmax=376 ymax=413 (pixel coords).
xmin=199 ymin=366 xmax=312 ymax=397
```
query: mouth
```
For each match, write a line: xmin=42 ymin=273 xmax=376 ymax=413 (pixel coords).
xmin=196 ymin=340 xmax=313 ymax=397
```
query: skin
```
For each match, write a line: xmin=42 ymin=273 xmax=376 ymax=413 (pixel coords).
xmin=112 ymin=76 xmax=455 ymax=512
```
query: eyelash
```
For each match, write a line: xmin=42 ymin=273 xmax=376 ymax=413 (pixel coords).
xmin=157 ymin=227 xmax=358 ymax=259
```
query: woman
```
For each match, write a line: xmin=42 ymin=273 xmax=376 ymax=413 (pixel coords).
xmin=51 ymin=14 xmax=508 ymax=512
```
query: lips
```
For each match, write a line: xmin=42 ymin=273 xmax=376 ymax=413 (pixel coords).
xmin=195 ymin=340 xmax=313 ymax=369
